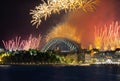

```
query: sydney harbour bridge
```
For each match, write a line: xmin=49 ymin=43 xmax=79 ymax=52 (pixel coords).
xmin=41 ymin=38 xmax=81 ymax=53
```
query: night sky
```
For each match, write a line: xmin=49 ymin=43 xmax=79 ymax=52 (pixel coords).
xmin=0 ymin=0 xmax=120 ymax=48
xmin=0 ymin=0 xmax=65 ymax=47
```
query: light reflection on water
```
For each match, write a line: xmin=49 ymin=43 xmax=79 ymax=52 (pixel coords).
xmin=0 ymin=65 xmax=120 ymax=81
xmin=0 ymin=65 xmax=11 ymax=68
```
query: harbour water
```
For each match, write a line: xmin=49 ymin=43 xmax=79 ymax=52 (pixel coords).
xmin=0 ymin=65 xmax=120 ymax=81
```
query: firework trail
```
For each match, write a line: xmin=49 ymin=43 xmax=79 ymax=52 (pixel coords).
xmin=23 ymin=34 xmax=42 ymax=50
xmin=2 ymin=37 xmax=26 ymax=51
xmin=2 ymin=35 xmax=42 ymax=51
xmin=94 ymin=21 xmax=120 ymax=50
xmin=30 ymin=0 xmax=98 ymax=27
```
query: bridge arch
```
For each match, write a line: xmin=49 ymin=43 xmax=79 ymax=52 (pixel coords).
xmin=41 ymin=38 xmax=81 ymax=53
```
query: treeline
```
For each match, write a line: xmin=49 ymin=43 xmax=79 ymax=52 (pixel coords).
xmin=0 ymin=50 xmax=63 ymax=64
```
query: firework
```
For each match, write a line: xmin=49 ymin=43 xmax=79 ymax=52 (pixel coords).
xmin=23 ymin=34 xmax=42 ymax=50
xmin=2 ymin=35 xmax=42 ymax=51
xmin=30 ymin=0 xmax=98 ymax=27
xmin=46 ymin=23 xmax=80 ymax=43
xmin=2 ymin=37 xmax=26 ymax=51
xmin=94 ymin=21 xmax=120 ymax=50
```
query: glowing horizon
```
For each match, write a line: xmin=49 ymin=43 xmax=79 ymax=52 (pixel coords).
xmin=45 ymin=21 xmax=120 ymax=51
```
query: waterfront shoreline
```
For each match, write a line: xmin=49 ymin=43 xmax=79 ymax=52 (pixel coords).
xmin=0 ymin=63 xmax=91 ymax=66
xmin=0 ymin=63 xmax=120 ymax=67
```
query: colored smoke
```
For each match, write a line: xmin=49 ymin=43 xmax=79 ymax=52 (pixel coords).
xmin=47 ymin=0 xmax=116 ymax=48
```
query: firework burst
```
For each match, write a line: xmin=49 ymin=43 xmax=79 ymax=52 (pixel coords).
xmin=30 ymin=0 xmax=99 ymax=27
xmin=94 ymin=21 xmax=120 ymax=50
xmin=2 ymin=35 xmax=42 ymax=51
xmin=23 ymin=34 xmax=42 ymax=50
xmin=2 ymin=37 xmax=26 ymax=51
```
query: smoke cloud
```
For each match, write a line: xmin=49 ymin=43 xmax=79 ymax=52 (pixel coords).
xmin=65 ymin=0 xmax=115 ymax=47
xmin=47 ymin=0 xmax=116 ymax=48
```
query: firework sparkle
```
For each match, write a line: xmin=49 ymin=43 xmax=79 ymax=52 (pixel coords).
xmin=30 ymin=0 xmax=99 ymax=27
xmin=2 ymin=35 xmax=42 ymax=51
xmin=94 ymin=21 xmax=120 ymax=50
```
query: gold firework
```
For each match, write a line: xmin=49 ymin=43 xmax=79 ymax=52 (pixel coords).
xmin=94 ymin=21 xmax=120 ymax=50
xmin=30 ymin=0 xmax=99 ymax=28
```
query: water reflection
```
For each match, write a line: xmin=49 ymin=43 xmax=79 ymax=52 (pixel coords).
xmin=0 ymin=66 xmax=11 ymax=81
xmin=0 ymin=65 xmax=120 ymax=81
